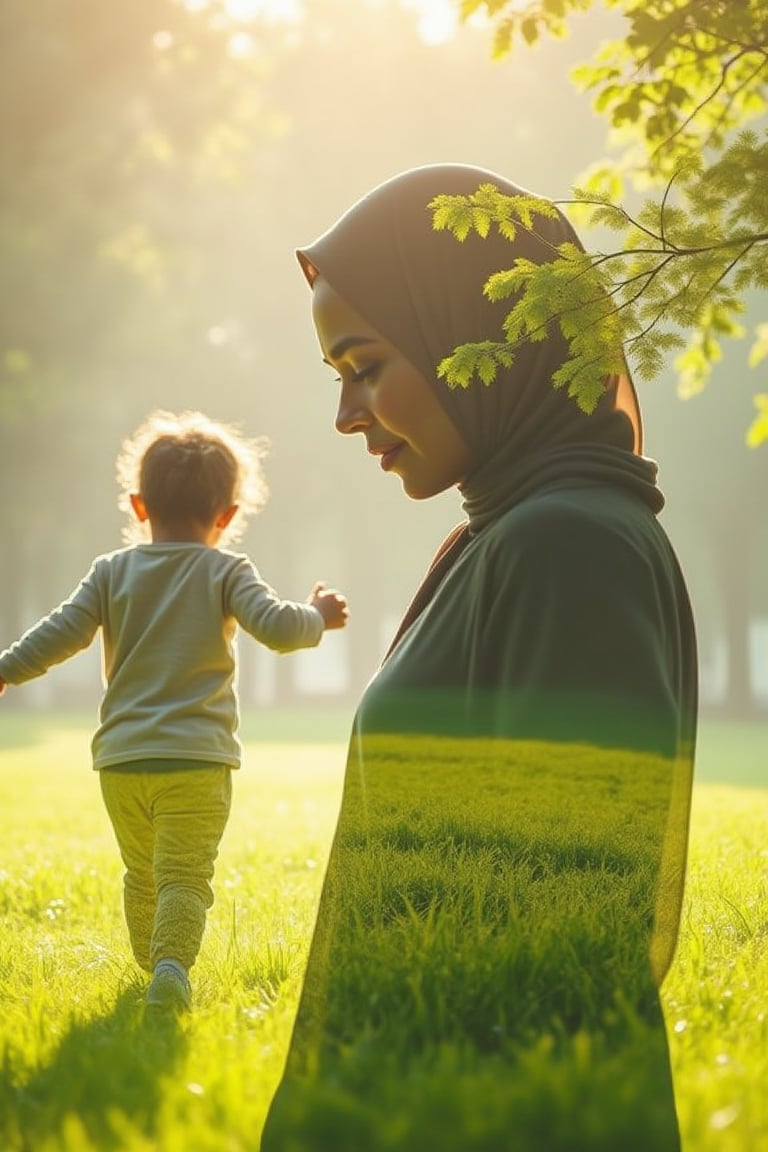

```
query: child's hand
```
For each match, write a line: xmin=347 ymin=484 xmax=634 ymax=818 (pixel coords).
xmin=0 ymin=677 xmax=6 ymax=697
xmin=308 ymin=582 xmax=349 ymax=631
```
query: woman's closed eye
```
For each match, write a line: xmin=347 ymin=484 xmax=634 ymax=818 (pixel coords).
xmin=352 ymin=362 xmax=379 ymax=384
xmin=333 ymin=362 xmax=380 ymax=386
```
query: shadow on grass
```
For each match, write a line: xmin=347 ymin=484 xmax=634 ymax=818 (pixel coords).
xmin=1 ymin=986 xmax=188 ymax=1151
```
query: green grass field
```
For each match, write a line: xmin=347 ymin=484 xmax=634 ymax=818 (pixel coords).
xmin=0 ymin=711 xmax=766 ymax=1151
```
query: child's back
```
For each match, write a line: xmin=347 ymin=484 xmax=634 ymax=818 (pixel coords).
xmin=69 ymin=541 xmax=329 ymax=768
xmin=0 ymin=409 xmax=348 ymax=1014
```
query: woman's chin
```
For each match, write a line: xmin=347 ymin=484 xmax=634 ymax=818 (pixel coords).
xmin=398 ymin=474 xmax=457 ymax=501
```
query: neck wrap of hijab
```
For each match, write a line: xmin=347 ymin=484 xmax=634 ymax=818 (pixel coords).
xmin=297 ymin=164 xmax=664 ymax=653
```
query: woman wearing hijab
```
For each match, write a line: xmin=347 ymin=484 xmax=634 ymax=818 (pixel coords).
xmin=261 ymin=165 xmax=697 ymax=1152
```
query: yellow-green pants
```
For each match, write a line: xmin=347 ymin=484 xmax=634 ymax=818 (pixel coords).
xmin=100 ymin=765 xmax=232 ymax=972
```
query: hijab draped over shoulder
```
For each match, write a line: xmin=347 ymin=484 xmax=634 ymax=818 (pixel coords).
xmin=297 ymin=163 xmax=662 ymax=534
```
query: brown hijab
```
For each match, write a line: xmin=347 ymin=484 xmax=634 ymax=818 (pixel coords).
xmin=297 ymin=164 xmax=664 ymax=649
xmin=298 ymin=163 xmax=661 ymax=531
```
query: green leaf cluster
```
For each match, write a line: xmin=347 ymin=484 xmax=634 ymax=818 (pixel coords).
xmin=431 ymin=183 xmax=560 ymax=241
xmin=460 ymin=0 xmax=593 ymax=58
xmin=432 ymin=190 xmax=630 ymax=411
xmin=452 ymin=0 xmax=768 ymax=445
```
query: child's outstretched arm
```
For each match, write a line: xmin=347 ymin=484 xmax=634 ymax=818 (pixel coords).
xmin=0 ymin=566 xmax=101 ymax=689
xmin=308 ymin=582 xmax=349 ymax=631
xmin=227 ymin=560 xmax=344 ymax=652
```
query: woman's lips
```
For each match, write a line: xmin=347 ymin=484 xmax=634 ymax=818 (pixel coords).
xmin=369 ymin=442 xmax=405 ymax=471
xmin=379 ymin=444 xmax=404 ymax=471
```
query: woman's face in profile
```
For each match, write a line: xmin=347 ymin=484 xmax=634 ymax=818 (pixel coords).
xmin=311 ymin=277 xmax=472 ymax=501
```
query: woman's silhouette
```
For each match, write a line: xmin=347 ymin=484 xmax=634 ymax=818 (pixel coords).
xmin=262 ymin=164 xmax=697 ymax=1151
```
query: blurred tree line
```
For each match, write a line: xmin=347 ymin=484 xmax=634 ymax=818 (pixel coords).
xmin=1 ymin=0 xmax=765 ymax=716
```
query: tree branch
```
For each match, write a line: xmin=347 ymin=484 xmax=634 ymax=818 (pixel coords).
xmin=549 ymin=205 xmax=768 ymax=259
xmin=700 ymin=243 xmax=754 ymax=302
xmin=648 ymin=46 xmax=759 ymax=166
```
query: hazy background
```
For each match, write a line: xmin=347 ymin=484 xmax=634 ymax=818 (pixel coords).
xmin=2 ymin=0 xmax=766 ymax=718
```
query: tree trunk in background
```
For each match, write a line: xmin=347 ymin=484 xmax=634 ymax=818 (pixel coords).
xmin=273 ymin=648 xmax=300 ymax=706
xmin=715 ymin=510 xmax=755 ymax=718
xmin=0 ymin=524 xmax=24 ymax=670
xmin=345 ymin=530 xmax=388 ymax=704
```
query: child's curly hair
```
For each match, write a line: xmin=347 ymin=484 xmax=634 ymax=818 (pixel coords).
xmin=116 ymin=410 xmax=269 ymax=546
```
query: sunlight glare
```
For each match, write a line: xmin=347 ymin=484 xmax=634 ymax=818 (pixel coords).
xmin=224 ymin=0 xmax=302 ymax=20
xmin=228 ymin=30 xmax=256 ymax=56
xmin=403 ymin=0 xmax=501 ymax=46
xmin=182 ymin=0 xmax=500 ymax=41
xmin=402 ymin=0 xmax=458 ymax=45
xmin=152 ymin=30 xmax=175 ymax=50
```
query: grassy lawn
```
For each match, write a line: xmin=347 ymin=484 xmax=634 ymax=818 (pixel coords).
xmin=0 ymin=711 xmax=765 ymax=1151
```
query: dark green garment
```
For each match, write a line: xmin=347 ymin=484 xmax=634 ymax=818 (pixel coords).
xmin=262 ymin=481 xmax=696 ymax=1152
xmin=366 ymin=481 xmax=694 ymax=753
xmin=265 ymin=162 xmax=696 ymax=1151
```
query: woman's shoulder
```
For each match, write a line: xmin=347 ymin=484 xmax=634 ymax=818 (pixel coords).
xmin=474 ymin=483 xmax=671 ymax=582
xmin=486 ymin=483 xmax=660 ymax=546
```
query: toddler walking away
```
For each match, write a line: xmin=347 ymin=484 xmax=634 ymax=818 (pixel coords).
xmin=0 ymin=409 xmax=349 ymax=1014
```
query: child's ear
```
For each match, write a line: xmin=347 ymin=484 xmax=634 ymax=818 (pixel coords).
xmin=129 ymin=493 xmax=149 ymax=522
xmin=216 ymin=504 xmax=239 ymax=530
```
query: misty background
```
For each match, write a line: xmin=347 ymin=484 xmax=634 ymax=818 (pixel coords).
xmin=2 ymin=0 xmax=767 ymax=719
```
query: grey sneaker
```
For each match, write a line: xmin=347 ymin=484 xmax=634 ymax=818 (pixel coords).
xmin=146 ymin=962 xmax=192 ymax=1014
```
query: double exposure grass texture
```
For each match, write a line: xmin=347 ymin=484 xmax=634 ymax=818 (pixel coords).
xmin=265 ymin=733 xmax=686 ymax=1151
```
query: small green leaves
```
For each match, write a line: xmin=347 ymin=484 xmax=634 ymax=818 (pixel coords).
xmin=674 ymin=333 xmax=720 ymax=400
xmin=748 ymin=324 xmax=768 ymax=370
xmin=520 ymin=17 xmax=540 ymax=45
xmin=491 ymin=18 xmax=515 ymax=59
xmin=437 ymin=342 xmax=516 ymax=388
xmin=429 ymin=185 xmax=559 ymax=244
xmin=466 ymin=0 xmax=768 ymax=441
xmin=431 ymin=178 xmax=768 ymax=422
xmin=746 ymin=394 xmax=768 ymax=449
xmin=431 ymin=189 xmax=632 ymax=412
xmin=542 ymin=0 xmax=567 ymax=17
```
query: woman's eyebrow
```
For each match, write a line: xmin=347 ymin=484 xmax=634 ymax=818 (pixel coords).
xmin=323 ymin=335 xmax=378 ymax=364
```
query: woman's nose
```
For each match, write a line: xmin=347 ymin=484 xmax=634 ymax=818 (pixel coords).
xmin=335 ymin=384 xmax=372 ymax=435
